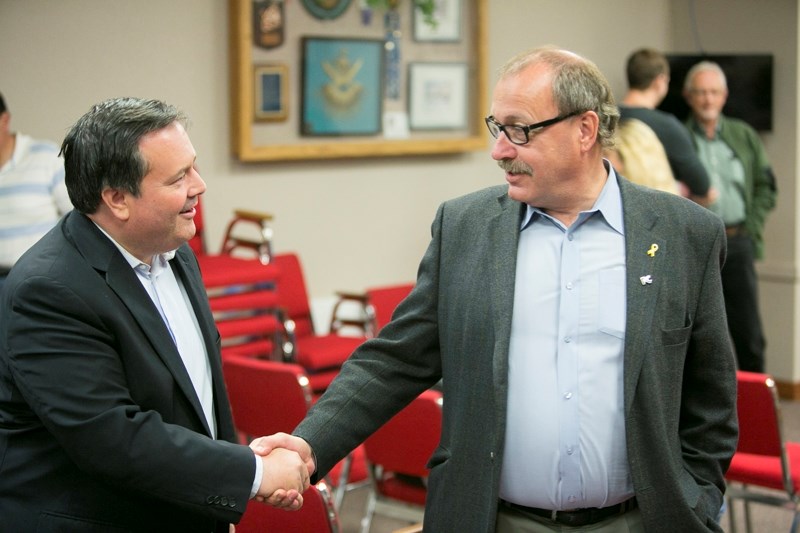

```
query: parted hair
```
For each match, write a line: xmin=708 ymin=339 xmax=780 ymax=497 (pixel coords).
xmin=60 ymin=97 xmax=187 ymax=214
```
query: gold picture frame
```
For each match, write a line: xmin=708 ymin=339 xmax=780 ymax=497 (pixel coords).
xmin=228 ymin=0 xmax=488 ymax=162
xmin=254 ymin=64 xmax=288 ymax=122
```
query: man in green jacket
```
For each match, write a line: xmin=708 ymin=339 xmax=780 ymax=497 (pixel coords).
xmin=683 ymin=60 xmax=777 ymax=372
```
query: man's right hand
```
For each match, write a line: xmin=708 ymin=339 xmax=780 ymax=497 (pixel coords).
xmin=256 ymin=447 xmax=310 ymax=510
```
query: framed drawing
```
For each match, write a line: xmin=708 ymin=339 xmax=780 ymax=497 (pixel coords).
xmin=301 ymin=37 xmax=383 ymax=136
xmin=254 ymin=64 xmax=288 ymax=121
xmin=229 ymin=0 xmax=489 ymax=162
xmin=408 ymin=62 xmax=468 ymax=130
xmin=414 ymin=0 xmax=461 ymax=42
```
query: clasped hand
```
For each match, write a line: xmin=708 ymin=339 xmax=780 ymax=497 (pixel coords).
xmin=249 ymin=432 xmax=315 ymax=511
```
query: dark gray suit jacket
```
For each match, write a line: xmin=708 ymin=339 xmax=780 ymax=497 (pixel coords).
xmin=0 ymin=211 xmax=254 ymax=532
xmin=295 ymin=176 xmax=738 ymax=533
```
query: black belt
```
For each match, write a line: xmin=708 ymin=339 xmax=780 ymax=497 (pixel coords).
xmin=725 ymin=224 xmax=747 ymax=237
xmin=500 ymin=497 xmax=637 ymax=527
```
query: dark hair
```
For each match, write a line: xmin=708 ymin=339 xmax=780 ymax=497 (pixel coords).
xmin=60 ymin=97 xmax=187 ymax=214
xmin=0 ymin=92 xmax=6 ymax=115
xmin=626 ymin=48 xmax=670 ymax=90
xmin=499 ymin=46 xmax=619 ymax=149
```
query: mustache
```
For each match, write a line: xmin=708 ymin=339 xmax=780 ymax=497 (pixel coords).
xmin=497 ymin=158 xmax=533 ymax=175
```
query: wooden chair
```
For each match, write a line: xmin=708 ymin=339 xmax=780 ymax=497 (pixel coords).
xmin=330 ymin=283 xmax=415 ymax=338
xmin=726 ymin=370 xmax=800 ymax=533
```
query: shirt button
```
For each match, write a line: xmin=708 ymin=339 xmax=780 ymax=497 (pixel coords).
xmin=564 ymin=392 xmax=572 ymax=399
xmin=564 ymin=336 xmax=571 ymax=343
xmin=566 ymin=282 xmax=573 ymax=290
xmin=568 ymin=495 xmax=577 ymax=503
xmin=566 ymin=446 xmax=574 ymax=455
xmin=568 ymin=234 xmax=574 ymax=241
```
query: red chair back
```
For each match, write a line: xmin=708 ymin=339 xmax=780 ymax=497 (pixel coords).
xmin=366 ymin=283 xmax=414 ymax=333
xmin=736 ymin=370 xmax=784 ymax=457
xmin=363 ymin=389 xmax=443 ymax=478
xmin=273 ymin=253 xmax=316 ymax=338
xmin=222 ymin=356 xmax=312 ymax=438
xmin=236 ymin=482 xmax=339 ymax=533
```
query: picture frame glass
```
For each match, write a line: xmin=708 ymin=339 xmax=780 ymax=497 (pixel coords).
xmin=409 ymin=62 xmax=468 ymax=130
xmin=301 ymin=37 xmax=384 ymax=136
xmin=414 ymin=0 xmax=462 ymax=42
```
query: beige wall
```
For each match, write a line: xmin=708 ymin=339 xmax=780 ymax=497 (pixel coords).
xmin=2 ymin=0 xmax=798 ymax=383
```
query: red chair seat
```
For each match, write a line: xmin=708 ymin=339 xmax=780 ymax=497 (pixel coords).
xmin=375 ymin=474 xmax=427 ymax=505
xmin=198 ymin=255 xmax=279 ymax=288
xmin=727 ymin=441 xmax=800 ymax=491
xmin=294 ymin=334 xmax=364 ymax=371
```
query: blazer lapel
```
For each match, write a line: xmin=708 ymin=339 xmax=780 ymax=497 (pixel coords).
xmin=66 ymin=213 xmax=214 ymax=436
xmin=618 ymin=180 xmax=666 ymax=413
xmin=489 ymin=192 xmax=525 ymax=422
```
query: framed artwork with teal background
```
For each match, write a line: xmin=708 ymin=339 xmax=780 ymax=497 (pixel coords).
xmin=301 ymin=36 xmax=384 ymax=136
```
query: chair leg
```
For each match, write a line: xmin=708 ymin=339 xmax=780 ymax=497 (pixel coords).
xmin=360 ymin=485 xmax=377 ymax=533
xmin=333 ymin=453 xmax=353 ymax=510
xmin=727 ymin=496 xmax=738 ymax=533
xmin=791 ymin=509 xmax=799 ymax=533
xmin=742 ymin=499 xmax=752 ymax=533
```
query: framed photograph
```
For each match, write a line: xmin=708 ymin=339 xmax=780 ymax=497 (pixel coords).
xmin=414 ymin=0 xmax=462 ymax=42
xmin=254 ymin=64 xmax=288 ymax=121
xmin=408 ymin=62 xmax=468 ymax=130
xmin=301 ymin=37 xmax=384 ymax=136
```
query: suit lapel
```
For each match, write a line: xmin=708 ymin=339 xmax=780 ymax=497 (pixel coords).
xmin=66 ymin=213 xmax=214 ymax=436
xmin=619 ymin=179 xmax=665 ymax=413
xmin=489 ymin=192 xmax=525 ymax=421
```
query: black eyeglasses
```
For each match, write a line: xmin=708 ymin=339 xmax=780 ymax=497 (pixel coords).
xmin=484 ymin=110 xmax=584 ymax=145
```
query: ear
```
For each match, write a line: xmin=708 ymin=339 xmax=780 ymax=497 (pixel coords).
xmin=100 ymin=187 xmax=131 ymax=221
xmin=578 ymin=111 xmax=600 ymax=152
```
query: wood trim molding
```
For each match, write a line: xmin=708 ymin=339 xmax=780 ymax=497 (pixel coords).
xmin=775 ymin=379 xmax=800 ymax=401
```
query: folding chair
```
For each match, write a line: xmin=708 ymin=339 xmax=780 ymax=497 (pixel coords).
xmin=330 ymin=283 xmax=414 ymax=338
xmin=360 ymin=389 xmax=443 ymax=533
xmin=726 ymin=370 xmax=800 ymax=533
xmin=222 ymin=356 xmax=368 ymax=510
xmin=235 ymin=481 xmax=340 ymax=533
xmin=188 ymin=198 xmax=285 ymax=360
xmin=272 ymin=253 xmax=367 ymax=394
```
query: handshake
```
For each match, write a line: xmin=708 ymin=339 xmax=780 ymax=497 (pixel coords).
xmin=249 ymin=432 xmax=315 ymax=510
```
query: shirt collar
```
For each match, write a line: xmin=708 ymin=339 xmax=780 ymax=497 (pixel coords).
xmin=92 ymin=222 xmax=177 ymax=271
xmin=520 ymin=161 xmax=624 ymax=235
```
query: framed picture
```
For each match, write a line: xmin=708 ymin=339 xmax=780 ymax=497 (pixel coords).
xmin=254 ymin=64 xmax=288 ymax=121
xmin=301 ymin=36 xmax=383 ymax=136
xmin=408 ymin=62 xmax=468 ymax=130
xmin=414 ymin=0 xmax=461 ymax=42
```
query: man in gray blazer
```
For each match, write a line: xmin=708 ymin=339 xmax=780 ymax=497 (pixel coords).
xmin=0 ymin=97 xmax=309 ymax=531
xmin=260 ymin=47 xmax=738 ymax=532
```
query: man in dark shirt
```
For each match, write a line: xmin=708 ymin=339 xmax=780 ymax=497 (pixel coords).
xmin=619 ymin=48 xmax=715 ymax=206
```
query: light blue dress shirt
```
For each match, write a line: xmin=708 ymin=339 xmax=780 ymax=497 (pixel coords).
xmin=499 ymin=168 xmax=634 ymax=510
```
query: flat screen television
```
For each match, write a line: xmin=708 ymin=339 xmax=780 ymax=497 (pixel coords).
xmin=657 ymin=54 xmax=773 ymax=131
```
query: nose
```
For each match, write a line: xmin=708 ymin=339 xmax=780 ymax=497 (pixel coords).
xmin=490 ymin=132 xmax=517 ymax=161
xmin=189 ymin=167 xmax=207 ymax=197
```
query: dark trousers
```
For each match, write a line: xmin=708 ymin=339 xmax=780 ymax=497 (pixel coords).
xmin=722 ymin=234 xmax=766 ymax=372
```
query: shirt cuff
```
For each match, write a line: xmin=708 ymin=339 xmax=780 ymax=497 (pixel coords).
xmin=250 ymin=452 xmax=263 ymax=499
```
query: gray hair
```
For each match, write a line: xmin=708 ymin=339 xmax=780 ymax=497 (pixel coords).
xmin=498 ymin=46 xmax=620 ymax=149
xmin=683 ymin=61 xmax=728 ymax=92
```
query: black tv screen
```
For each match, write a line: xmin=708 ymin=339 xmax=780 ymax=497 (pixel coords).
xmin=657 ymin=54 xmax=773 ymax=131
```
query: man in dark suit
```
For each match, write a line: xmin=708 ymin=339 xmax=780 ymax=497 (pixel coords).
xmin=0 ymin=97 xmax=310 ymax=532
xmin=259 ymin=47 xmax=738 ymax=532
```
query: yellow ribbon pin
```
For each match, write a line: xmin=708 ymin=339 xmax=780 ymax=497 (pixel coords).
xmin=647 ymin=244 xmax=659 ymax=257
